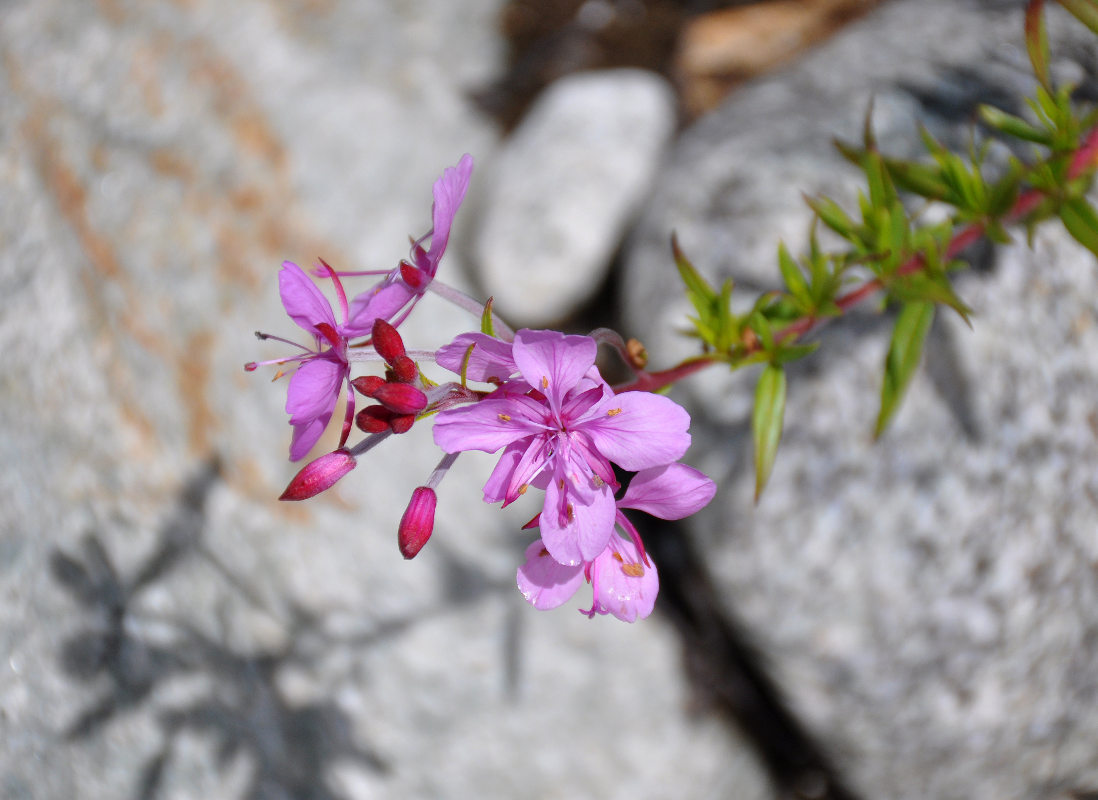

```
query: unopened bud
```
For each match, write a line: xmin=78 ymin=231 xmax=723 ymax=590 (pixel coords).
xmin=371 ymin=382 xmax=428 ymax=415
xmin=351 ymin=375 xmax=385 ymax=396
xmin=389 ymin=414 xmax=416 ymax=434
xmin=391 ymin=355 xmax=417 ymax=384
xmin=279 ymin=449 xmax=356 ymax=501
xmin=356 ymin=406 xmax=392 ymax=433
xmin=371 ymin=318 xmax=407 ymax=365
xmin=398 ymin=487 xmax=436 ymax=559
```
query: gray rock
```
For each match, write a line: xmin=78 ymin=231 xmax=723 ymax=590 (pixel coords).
xmin=0 ymin=1 xmax=769 ymax=798
xmin=623 ymin=1 xmax=1098 ymax=798
xmin=474 ymin=69 xmax=676 ymax=326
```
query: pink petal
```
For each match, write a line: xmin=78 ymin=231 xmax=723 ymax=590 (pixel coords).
xmin=279 ymin=262 xmax=337 ymax=336
xmin=619 ymin=464 xmax=716 ymax=520
xmin=435 ymin=333 xmax=517 ymax=383
xmin=432 ymin=396 xmax=545 ymax=454
xmin=512 ymin=330 xmax=598 ymax=415
xmin=423 ymin=154 xmax=474 ymax=274
xmin=344 ymin=278 xmax=415 ymax=338
xmin=580 ymin=390 xmax=691 ymax=470
xmin=589 ymin=535 xmax=659 ymax=622
xmin=539 ymin=467 xmax=616 ymax=565
xmin=516 ymin=539 xmax=584 ymax=610
xmin=289 ymin=415 xmax=330 ymax=462
xmin=286 ymin=357 xmax=345 ymax=424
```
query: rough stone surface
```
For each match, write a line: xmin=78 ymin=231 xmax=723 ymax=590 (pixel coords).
xmin=0 ymin=1 xmax=768 ymax=799
xmin=623 ymin=1 xmax=1098 ymax=799
xmin=473 ymin=68 xmax=676 ymax=326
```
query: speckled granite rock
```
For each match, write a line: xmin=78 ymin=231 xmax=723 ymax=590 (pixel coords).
xmin=622 ymin=1 xmax=1098 ymax=799
xmin=0 ymin=1 xmax=768 ymax=799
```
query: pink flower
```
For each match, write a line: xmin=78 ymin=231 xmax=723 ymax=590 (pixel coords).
xmin=432 ymin=329 xmax=692 ymax=565
xmin=516 ymin=463 xmax=716 ymax=622
xmin=247 ymin=261 xmax=356 ymax=461
xmin=343 ymin=155 xmax=474 ymax=336
xmin=279 ymin=449 xmax=357 ymax=500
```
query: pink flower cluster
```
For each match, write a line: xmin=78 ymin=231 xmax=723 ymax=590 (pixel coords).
xmin=248 ymin=155 xmax=715 ymax=622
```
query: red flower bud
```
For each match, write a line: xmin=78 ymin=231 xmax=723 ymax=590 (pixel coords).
xmin=398 ymin=487 xmax=436 ymax=559
xmin=391 ymin=355 xmax=417 ymax=384
xmin=371 ymin=318 xmax=406 ymax=365
xmin=371 ymin=382 xmax=428 ymax=415
xmin=389 ymin=414 xmax=416 ymax=434
xmin=355 ymin=405 xmax=392 ymax=433
xmin=351 ymin=375 xmax=385 ymax=396
xmin=279 ymin=449 xmax=356 ymax=501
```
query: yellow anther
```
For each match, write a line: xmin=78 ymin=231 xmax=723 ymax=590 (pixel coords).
xmin=498 ymin=413 xmax=511 ymax=421
xmin=541 ymin=376 xmax=549 ymax=389
xmin=621 ymin=563 xmax=645 ymax=578
xmin=607 ymin=408 xmax=622 ymax=416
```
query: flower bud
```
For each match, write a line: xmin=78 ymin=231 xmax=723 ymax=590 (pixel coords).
xmin=398 ymin=487 xmax=436 ymax=559
xmin=351 ymin=375 xmax=385 ymax=396
xmin=279 ymin=449 xmax=356 ymax=501
xmin=355 ymin=406 xmax=392 ymax=433
xmin=389 ymin=414 xmax=416 ymax=434
xmin=371 ymin=318 xmax=406 ymax=365
xmin=371 ymin=382 xmax=428 ymax=415
xmin=391 ymin=355 xmax=417 ymax=384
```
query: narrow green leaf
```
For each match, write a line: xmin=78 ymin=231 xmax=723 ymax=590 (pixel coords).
xmin=875 ymin=302 xmax=934 ymax=437
xmin=1025 ymin=0 xmax=1051 ymax=89
xmin=978 ymin=104 xmax=1053 ymax=145
xmin=883 ymin=158 xmax=950 ymax=200
xmin=777 ymin=242 xmax=809 ymax=302
xmin=1060 ymin=0 xmax=1098 ymax=36
xmin=1060 ymin=197 xmax=1098 ymax=256
xmin=805 ymin=195 xmax=856 ymax=238
xmin=480 ymin=297 xmax=497 ymax=337
xmin=753 ymin=364 xmax=787 ymax=501
xmin=671 ymin=234 xmax=716 ymax=303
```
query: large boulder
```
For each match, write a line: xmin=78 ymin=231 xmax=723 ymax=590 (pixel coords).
xmin=622 ymin=1 xmax=1098 ymax=798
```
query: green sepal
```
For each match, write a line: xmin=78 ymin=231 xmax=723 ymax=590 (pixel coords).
xmin=480 ymin=297 xmax=497 ymax=337
xmin=752 ymin=364 xmax=787 ymax=501
xmin=1059 ymin=197 xmax=1098 ymax=256
xmin=875 ymin=301 xmax=934 ymax=438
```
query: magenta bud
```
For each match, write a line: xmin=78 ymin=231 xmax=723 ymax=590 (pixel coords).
xmin=371 ymin=382 xmax=428 ymax=415
xmin=279 ymin=449 xmax=356 ymax=501
xmin=398 ymin=487 xmax=436 ymax=559
xmin=391 ymin=355 xmax=417 ymax=384
xmin=355 ymin=405 xmax=392 ymax=433
xmin=389 ymin=414 xmax=416 ymax=434
xmin=371 ymin=318 xmax=406 ymax=365
xmin=351 ymin=375 xmax=385 ymax=396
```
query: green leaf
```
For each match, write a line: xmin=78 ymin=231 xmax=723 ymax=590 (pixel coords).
xmin=1060 ymin=0 xmax=1098 ymax=36
xmin=672 ymin=234 xmax=715 ymax=303
xmin=805 ymin=195 xmax=856 ymax=239
xmin=777 ymin=242 xmax=809 ymax=303
xmin=883 ymin=157 xmax=950 ymax=200
xmin=978 ymin=104 xmax=1053 ymax=146
xmin=1060 ymin=197 xmax=1098 ymax=256
xmin=875 ymin=301 xmax=934 ymax=437
xmin=752 ymin=364 xmax=787 ymax=501
xmin=480 ymin=297 xmax=497 ymax=337
xmin=1025 ymin=0 xmax=1051 ymax=89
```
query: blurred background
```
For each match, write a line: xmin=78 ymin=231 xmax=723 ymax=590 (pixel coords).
xmin=4 ymin=1 xmax=1098 ymax=798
